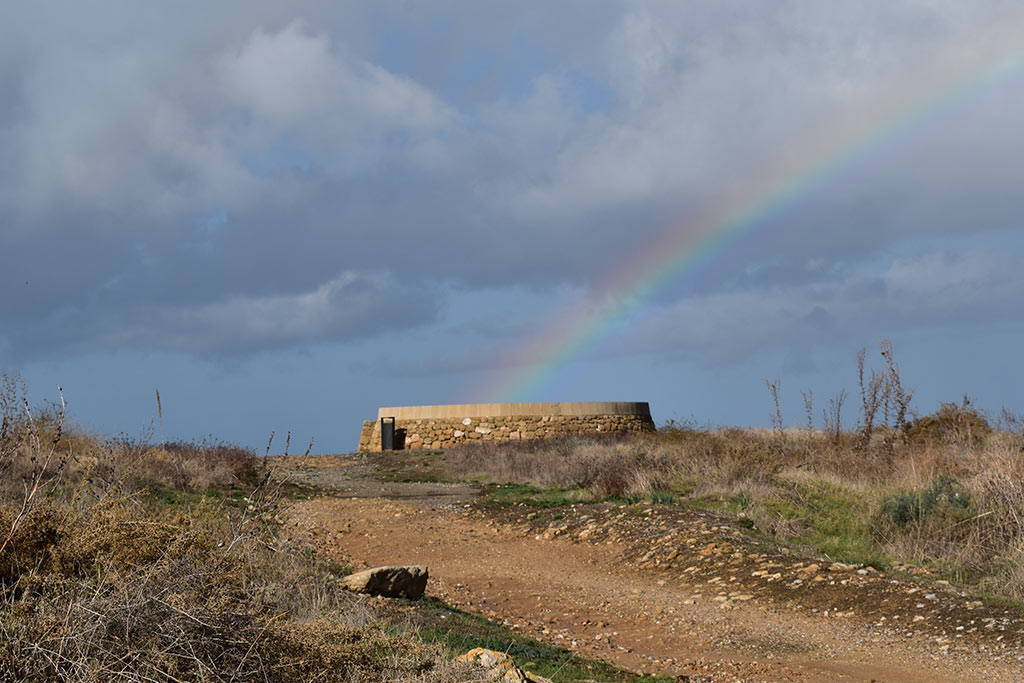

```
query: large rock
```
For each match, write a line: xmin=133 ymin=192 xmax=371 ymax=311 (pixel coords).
xmin=456 ymin=648 xmax=553 ymax=683
xmin=340 ymin=565 xmax=428 ymax=599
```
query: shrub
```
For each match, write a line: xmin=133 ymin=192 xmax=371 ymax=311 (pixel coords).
xmin=0 ymin=376 xmax=466 ymax=681
xmin=906 ymin=398 xmax=993 ymax=447
xmin=880 ymin=475 xmax=972 ymax=527
xmin=445 ymin=436 xmax=677 ymax=498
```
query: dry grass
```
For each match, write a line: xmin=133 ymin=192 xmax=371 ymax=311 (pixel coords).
xmin=0 ymin=375 xmax=481 ymax=682
xmin=0 ymin=498 xmax=477 ymax=681
xmin=447 ymin=413 xmax=1024 ymax=598
xmin=446 ymin=436 xmax=678 ymax=498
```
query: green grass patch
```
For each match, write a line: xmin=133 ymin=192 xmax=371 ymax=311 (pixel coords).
xmin=677 ymin=494 xmax=734 ymax=515
xmin=408 ymin=597 xmax=673 ymax=682
xmin=147 ymin=483 xmax=248 ymax=507
xmin=762 ymin=480 xmax=889 ymax=568
xmin=679 ymin=481 xmax=890 ymax=569
xmin=479 ymin=483 xmax=597 ymax=508
xmin=961 ymin=588 xmax=1024 ymax=611
xmin=603 ymin=490 xmax=681 ymax=506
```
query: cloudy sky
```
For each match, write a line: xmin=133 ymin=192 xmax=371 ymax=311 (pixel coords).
xmin=3 ymin=1 xmax=1023 ymax=451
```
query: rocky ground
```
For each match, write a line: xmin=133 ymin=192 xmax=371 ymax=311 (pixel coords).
xmin=275 ymin=455 xmax=1024 ymax=682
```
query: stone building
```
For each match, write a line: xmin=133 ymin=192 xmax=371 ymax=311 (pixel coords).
xmin=358 ymin=401 xmax=655 ymax=451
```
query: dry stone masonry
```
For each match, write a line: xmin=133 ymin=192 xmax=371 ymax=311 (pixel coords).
xmin=357 ymin=402 xmax=654 ymax=451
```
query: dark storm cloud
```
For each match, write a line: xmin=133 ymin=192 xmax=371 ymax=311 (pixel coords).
xmin=2 ymin=2 xmax=1023 ymax=366
xmin=628 ymin=244 xmax=1024 ymax=368
xmin=12 ymin=270 xmax=436 ymax=357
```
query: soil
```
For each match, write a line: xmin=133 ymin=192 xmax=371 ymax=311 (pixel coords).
xmin=275 ymin=454 xmax=1024 ymax=682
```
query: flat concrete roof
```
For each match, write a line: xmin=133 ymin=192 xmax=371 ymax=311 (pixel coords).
xmin=376 ymin=402 xmax=651 ymax=419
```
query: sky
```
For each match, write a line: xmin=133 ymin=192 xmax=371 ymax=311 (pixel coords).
xmin=2 ymin=1 xmax=1023 ymax=452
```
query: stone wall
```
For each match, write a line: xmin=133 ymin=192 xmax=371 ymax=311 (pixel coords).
xmin=357 ymin=402 xmax=655 ymax=452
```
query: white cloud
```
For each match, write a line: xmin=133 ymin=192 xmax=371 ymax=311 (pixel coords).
xmin=219 ymin=20 xmax=457 ymax=165
xmin=509 ymin=1 xmax=1024 ymax=236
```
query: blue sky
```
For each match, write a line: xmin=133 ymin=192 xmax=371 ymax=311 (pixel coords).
xmin=3 ymin=2 xmax=1023 ymax=452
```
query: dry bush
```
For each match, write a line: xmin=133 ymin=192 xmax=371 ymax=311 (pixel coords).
xmin=699 ymin=425 xmax=1024 ymax=595
xmin=77 ymin=436 xmax=260 ymax=498
xmin=0 ymin=375 xmax=468 ymax=681
xmin=269 ymin=619 xmax=485 ymax=683
xmin=0 ymin=500 xmax=464 ymax=680
xmin=1 ymin=374 xmax=259 ymax=507
xmin=661 ymin=428 xmax=787 ymax=489
xmin=446 ymin=436 xmax=678 ymax=497
xmin=906 ymin=396 xmax=993 ymax=448
xmin=447 ymin=428 xmax=803 ymax=501
xmin=0 ymin=484 xmax=466 ymax=681
xmin=138 ymin=440 xmax=259 ymax=491
xmin=885 ymin=440 xmax=1024 ymax=596
xmin=0 ymin=497 xmax=249 ymax=678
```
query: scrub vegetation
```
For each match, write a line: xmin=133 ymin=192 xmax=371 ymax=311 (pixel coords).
xmin=0 ymin=373 xmax=660 ymax=682
xmin=446 ymin=341 xmax=1024 ymax=600
xmin=4 ymin=336 xmax=1021 ymax=678
xmin=0 ymin=374 xmax=482 ymax=682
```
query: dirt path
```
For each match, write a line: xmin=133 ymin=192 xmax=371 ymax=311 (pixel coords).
xmin=279 ymin=458 xmax=1024 ymax=681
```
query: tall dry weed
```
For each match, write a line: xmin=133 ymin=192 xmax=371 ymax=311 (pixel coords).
xmin=0 ymin=376 xmax=469 ymax=680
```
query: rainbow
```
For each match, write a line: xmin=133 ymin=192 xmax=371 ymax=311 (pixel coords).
xmin=475 ymin=18 xmax=1024 ymax=403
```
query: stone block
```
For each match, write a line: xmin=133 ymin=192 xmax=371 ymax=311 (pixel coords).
xmin=341 ymin=565 xmax=428 ymax=599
